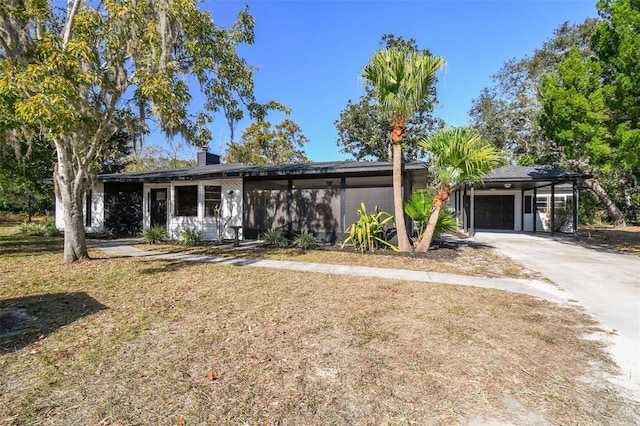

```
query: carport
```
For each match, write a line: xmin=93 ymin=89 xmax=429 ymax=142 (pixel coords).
xmin=451 ymin=165 xmax=591 ymax=237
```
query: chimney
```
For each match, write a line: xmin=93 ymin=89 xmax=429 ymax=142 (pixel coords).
xmin=197 ymin=147 xmax=220 ymax=166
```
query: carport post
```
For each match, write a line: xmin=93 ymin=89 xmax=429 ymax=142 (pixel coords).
xmin=533 ymin=187 xmax=537 ymax=233
xmin=572 ymin=181 xmax=579 ymax=240
xmin=340 ymin=177 xmax=346 ymax=234
xmin=551 ymin=183 xmax=556 ymax=237
xmin=520 ymin=188 xmax=525 ymax=231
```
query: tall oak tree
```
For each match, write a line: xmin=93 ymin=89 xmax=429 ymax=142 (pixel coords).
xmin=0 ymin=0 xmax=283 ymax=262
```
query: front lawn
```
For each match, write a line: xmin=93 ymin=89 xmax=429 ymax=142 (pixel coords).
xmin=1 ymin=228 xmax=638 ymax=424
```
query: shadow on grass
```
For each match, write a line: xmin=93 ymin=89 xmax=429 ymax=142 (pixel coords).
xmin=137 ymin=259 xmax=210 ymax=275
xmin=137 ymin=256 xmax=261 ymax=275
xmin=0 ymin=235 xmax=63 ymax=257
xmin=0 ymin=292 xmax=107 ymax=354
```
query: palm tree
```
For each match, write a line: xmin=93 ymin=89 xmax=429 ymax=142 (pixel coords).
xmin=404 ymin=189 xmax=457 ymax=243
xmin=416 ymin=127 xmax=504 ymax=252
xmin=362 ymin=48 xmax=445 ymax=252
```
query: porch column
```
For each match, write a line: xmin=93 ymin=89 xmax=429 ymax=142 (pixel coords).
xmin=572 ymin=181 xmax=579 ymax=240
xmin=533 ymin=187 xmax=537 ymax=233
xmin=455 ymin=189 xmax=459 ymax=230
xmin=287 ymin=179 xmax=293 ymax=239
xmin=520 ymin=188 xmax=525 ymax=231
xmin=340 ymin=177 xmax=346 ymax=234
xmin=469 ymin=184 xmax=475 ymax=237
xmin=463 ymin=185 xmax=468 ymax=233
xmin=551 ymin=183 xmax=556 ymax=236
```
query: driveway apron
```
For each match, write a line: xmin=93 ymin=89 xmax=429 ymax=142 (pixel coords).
xmin=474 ymin=231 xmax=640 ymax=400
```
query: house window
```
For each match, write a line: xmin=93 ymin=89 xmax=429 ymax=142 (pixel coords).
xmin=554 ymin=196 xmax=567 ymax=209
xmin=524 ymin=195 xmax=532 ymax=214
xmin=175 ymin=185 xmax=198 ymax=216
xmin=204 ymin=185 xmax=222 ymax=217
xmin=536 ymin=196 xmax=549 ymax=212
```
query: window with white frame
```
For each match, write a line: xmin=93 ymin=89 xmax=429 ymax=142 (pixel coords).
xmin=536 ymin=196 xmax=549 ymax=212
xmin=204 ymin=185 xmax=222 ymax=217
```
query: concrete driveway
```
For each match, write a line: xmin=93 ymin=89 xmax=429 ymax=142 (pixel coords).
xmin=474 ymin=231 xmax=640 ymax=400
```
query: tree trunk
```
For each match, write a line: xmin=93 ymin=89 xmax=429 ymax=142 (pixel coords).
xmin=392 ymin=141 xmax=412 ymax=252
xmin=54 ymin=142 xmax=90 ymax=263
xmin=60 ymin=187 xmax=90 ymax=263
xmin=583 ymin=177 xmax=626 ymax=228
xmin=390 ymin=115 xmax=412 ymax=252
xmin=415 ymin=192 xmax=445 ymax=252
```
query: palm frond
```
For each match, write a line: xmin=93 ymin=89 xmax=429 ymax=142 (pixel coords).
xmin=420 ymin=127 xmax=505 ymax=187
xmin=362 ymin=48 xmax=446 ymax=122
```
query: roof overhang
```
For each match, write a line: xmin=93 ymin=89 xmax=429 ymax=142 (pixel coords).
xmin=97 ymin=161 xmax=429 ymax=183
xmin=456 ymin=165 xmax=592 ymax=191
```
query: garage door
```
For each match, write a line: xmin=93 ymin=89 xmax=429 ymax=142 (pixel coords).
xmin=474 ymin=195 xmax=514 ymax=230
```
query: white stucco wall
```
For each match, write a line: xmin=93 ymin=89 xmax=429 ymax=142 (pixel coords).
xmin=143 ymin=178 xmax=243 ymax=241
xmin=90 ymin=183 xmax=105 ymax=231
xmin=54 ymin=183 xmax=104 ymax=232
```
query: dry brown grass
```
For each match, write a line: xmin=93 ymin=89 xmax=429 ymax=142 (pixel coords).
xmin=1 ymin=228 xmax=639 ymax=425
xmin=579 ymin=224 xmax=640 ymax=256
xmin=139 ymin=239 xmax=547 ymax=281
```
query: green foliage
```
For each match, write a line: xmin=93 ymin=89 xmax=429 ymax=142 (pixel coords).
xmin=404 ymin=190 xmax=458 ymax=241
xmin=537 ymin=0 xmax=640 ymax=225
xmin=0 ymin=137 xmax=55 ymax=220
xmin=539 ymin=47 xmax=611 ymax=166
xmin=335 ymin=35 xmax=444 ymax=162
xmin=125 ymin=144 xmax=196 ymax=172
xmin=292 ymin=230 xmax=319 ymax=250
xmin=180 ymin=227 xmax=202 ymax=246
xmin=141 ymin=226 xmax=167 ymax=244
xmin=420 ymin=127 xmax=505 ymax=188
xmin=226 ymin=119 xmax=310 ymax=165
xmin=86 ymin=227 xmax=114 ymax=240
xmin=416 ymin=127 xmax=503 ymax=252
xmin=545 ymin=207 xmax=573 ymax=233
xmin=262 ymin=229 xmax=289 ymax=247
xmin=17 ymin=220 xmax=60 ymax=237
xmin=362 ymin=47 xmax=446 ymax=126
xmin=469 ymin=19 xmax=598 ymax=162
xmin=361 ymin=42 xmax=446 ymax=252
xmin=341 ymin=203 xmax=398 ymax=253
xmin=100 ymin=130 xmax=136 ymax=174
xmin=591 ymin=0 xmax=640 ymax=173
xmin=0 ymin=1 xmax=286 ymax=262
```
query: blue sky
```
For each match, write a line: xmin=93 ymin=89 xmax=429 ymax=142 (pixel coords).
xmin=175 ymin=0 xmax=599 ymax=162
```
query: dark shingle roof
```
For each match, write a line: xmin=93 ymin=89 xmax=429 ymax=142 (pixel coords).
xmin=97 ymin=161 xmax=428 ymax=183
xmin=459 ymin=165 xmax=592 ymax=190
xmin=482 ymin=165 xmax=589 ymax=182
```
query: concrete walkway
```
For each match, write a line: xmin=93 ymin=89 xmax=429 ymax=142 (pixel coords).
xmin=474 ymin=231 xmax=640 ymax=400
xmin=89 ymin=239 xmax=569 ymax=304
xmin=89 ymin=234 xmax=639 ymax=399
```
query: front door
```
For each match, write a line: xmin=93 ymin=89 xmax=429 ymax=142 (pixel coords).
xmin=150 ymin=188 xmax=167 ymax=229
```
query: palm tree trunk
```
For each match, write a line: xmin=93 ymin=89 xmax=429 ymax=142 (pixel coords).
xmin=392 ymin=141 xmax=412 ymax=251
xmin=415 ymin=196 xmax=444 ymax=252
